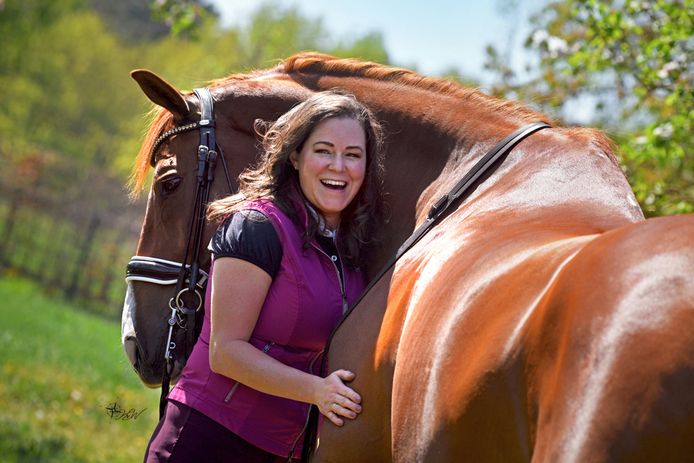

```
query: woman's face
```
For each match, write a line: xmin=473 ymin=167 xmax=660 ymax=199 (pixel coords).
xmin=290 ymin=117 xmax=367 ymax=229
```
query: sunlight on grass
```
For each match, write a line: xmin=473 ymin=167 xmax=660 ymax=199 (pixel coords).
xmin=0 ymin=275 xmax=160 ymax=462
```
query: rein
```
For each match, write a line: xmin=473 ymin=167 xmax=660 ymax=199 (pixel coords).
xmin=301 ymin=120 xmax=551 ymax=461
xmin=125 ymin=87 xmax=234 ymax=419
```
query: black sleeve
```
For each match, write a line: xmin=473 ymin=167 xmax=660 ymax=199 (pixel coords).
xmin=208 ymin=209 xmax=283 ymax=278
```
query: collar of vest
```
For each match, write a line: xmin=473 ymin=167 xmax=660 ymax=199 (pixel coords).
xmin=287 ymin=183 xmax=338 ymax=240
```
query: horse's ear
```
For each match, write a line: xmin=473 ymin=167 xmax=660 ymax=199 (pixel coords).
xmin=130 ymin=69 xmax=193 ymax=120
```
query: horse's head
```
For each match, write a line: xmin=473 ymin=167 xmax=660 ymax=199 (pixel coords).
xmin=121 ymin=69 xmax=310 ymax=386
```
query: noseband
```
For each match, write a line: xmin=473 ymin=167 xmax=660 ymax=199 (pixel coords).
xmin=125 ymin=87 xmax=233 ymax=418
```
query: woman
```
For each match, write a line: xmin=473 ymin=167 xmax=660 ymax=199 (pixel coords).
xmin=145 ymin=91 xmax=385 ymax=462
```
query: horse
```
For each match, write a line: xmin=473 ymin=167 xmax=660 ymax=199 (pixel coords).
xmin=121 ymin=53 xmax=694 ymax=462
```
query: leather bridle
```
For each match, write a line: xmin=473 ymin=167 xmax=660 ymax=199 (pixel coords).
xmin=125 ymin=87 xmax=234 ymax=418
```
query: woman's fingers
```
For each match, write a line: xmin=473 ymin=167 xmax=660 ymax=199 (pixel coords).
xmin=333 ymin=394 xmax=362 ymax=414
xmin=326 ymin=410 xmax=344 ymax=427
xmin=318 ymin=369 xmax=363 ymax=425
xmin=334 ymin=369 xmax=355 ymax=382
xmin=331 ymin=401 xmax=358 ymax=419
xmin=329 ymin=370 xmax=362 ymax=404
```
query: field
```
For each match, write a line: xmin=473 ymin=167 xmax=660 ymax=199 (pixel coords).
xmin=0 ymin=275 xmax=159 ymax=462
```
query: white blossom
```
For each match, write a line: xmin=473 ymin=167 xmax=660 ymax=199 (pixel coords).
xmin=531 ymin=29 xmax=549 ymax=47
xmin=657 ymin=61 xmax=680 ymax=79
xmin=653 ymin=123 xmax=674 ymax=139
xmin=547 ymin=36 xmax=569 ymax=57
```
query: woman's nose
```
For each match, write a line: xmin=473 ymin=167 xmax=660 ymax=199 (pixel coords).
xmin=329 ymin=154 xmax=345 ymax=171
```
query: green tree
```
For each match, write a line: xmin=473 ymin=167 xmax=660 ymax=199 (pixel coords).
xmin=236 ymin=2 xmax=390 ymax=68
xmin=1 ymin=10 xmax=136 ymax=166
xmin=0 ymin=0 xmax=84 ymax=160
xmin=0 ymin=0 xmax=392 ymax=184
xmin=148 ymin=0 xmax=217 ymax=39
xmin=486 ymin=0 xmax=693 ymax=216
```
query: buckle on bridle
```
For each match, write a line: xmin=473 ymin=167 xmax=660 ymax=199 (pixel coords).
xmin=174 ymin=287 xmax=203 ymax=313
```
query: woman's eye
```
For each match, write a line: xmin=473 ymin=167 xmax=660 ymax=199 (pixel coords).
xmin=160 ymin=175 xmax=182 ymax=194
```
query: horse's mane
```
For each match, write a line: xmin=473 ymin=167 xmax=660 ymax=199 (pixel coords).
xmin=131 ymin=52 xmax=613 ymax=193
xmin=279 ymin=53 xmax=549 ymax=123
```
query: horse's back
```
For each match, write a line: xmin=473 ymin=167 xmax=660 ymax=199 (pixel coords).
xmin=530 ymin=214 xmax=694 ymax=462
xmin=381 ymin=212 xmax=694 ymax=462
xmin=379 ymin=204 xmax=598 ymax=461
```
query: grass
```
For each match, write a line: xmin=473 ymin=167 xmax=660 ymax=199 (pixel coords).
xmin=0 ymin=274 xmax=160 ymax=462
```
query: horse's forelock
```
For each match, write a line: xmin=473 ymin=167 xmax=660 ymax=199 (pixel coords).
xmin=128 ymin=107 xmax=174 ymax=198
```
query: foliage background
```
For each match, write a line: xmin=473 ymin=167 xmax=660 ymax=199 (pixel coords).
xmin=487 ymin=0 xmax=693 ymax=216
xmin=0 ymin=0 xmax=691 ymax=460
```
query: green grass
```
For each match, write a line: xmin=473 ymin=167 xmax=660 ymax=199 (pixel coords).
xmin=0 ymin=274 xmax=160 ymax=462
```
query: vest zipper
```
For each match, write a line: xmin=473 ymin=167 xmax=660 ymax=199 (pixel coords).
xmin=223 ymin=382 xmax=239 ymax=403
xmin=262 ymin=341 xmax=275 ymax=353
xmin=288 ymin=238 xmax=345 ymax=460
xmin=286 ymin=350 xmax=324 ymax=461
xmin=223 ymin=342 xmax=275 ymax=403
xmin=311 ymin=242 xmax=348 ymax=314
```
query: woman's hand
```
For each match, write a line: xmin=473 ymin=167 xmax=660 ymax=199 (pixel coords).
xmin=314 ymin=370 xmax=362 ymax=426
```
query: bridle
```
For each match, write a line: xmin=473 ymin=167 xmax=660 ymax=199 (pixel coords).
xmin=125 ymin=87 xmax=234 ymax=418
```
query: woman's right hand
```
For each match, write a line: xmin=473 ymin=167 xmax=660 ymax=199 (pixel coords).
xmin=314 ymin=369 xmax=362 ymax=426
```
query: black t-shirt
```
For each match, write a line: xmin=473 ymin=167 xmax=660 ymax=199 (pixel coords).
xmin=208 ymin=210 xmax=283 ymax=278
xmin=208 ymin=209 xmax=344 ymax=283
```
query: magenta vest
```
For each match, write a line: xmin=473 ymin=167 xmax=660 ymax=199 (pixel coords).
xmin=167 ymin=198 xmax=366 ymax=458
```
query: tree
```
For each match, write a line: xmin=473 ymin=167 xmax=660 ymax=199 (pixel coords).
xmin=486 ymin=0 xmax=693 ymax=216
xmin=148 ymin=0 xmax=217 ymax=39
xmin=0 ymin=0 xmax=392 ymax=183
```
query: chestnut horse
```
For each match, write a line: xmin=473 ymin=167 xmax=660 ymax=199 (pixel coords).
xmin=122 ymin=53 xmax=694 ymax=462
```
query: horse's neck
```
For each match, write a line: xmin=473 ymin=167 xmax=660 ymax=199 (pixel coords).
xmin=309 ymin=77 xmax=519 ymax=273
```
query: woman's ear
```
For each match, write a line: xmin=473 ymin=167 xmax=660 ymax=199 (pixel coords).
xmin=289 ymin=150 xmax=299 ymax=170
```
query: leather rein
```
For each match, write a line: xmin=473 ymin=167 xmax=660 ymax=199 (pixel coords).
xmin=125 ymin=88 xmax=234 ymax=419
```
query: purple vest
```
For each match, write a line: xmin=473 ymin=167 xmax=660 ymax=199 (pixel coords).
xmin=168 ymin=198 xmax=366 ymax=458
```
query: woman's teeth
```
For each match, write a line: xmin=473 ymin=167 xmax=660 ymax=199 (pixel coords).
xmin=321 ymin=179 xmax=347 ymax=190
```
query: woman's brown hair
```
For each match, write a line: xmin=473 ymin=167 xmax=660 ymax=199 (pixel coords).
xmin=207 ymin=91 xmax=386 ymax=268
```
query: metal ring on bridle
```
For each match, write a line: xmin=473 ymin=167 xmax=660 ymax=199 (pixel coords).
xmin=174 ymin=287 xmax=203 ymax=312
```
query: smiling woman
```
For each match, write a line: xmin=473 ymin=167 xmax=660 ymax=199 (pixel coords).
xmin=289 ymin=117 xmax=367 ymax=229
xmin=144 ymin=91 xmax=386 ymax=462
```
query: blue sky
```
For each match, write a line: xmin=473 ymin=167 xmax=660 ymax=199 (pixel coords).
xmin=209 ymin=0 xmax=547 ymax=86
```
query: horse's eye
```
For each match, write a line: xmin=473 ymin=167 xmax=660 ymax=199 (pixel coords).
xmin=160 ymin=175 xmax=182 ymax=195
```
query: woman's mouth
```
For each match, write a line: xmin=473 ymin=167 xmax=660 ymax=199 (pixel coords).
xmin=320 ymin=179 xmax=347 ymax=190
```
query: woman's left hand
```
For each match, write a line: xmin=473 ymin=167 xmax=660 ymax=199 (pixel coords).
xmin=314 ymin=369 xmax=362 ymax=426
